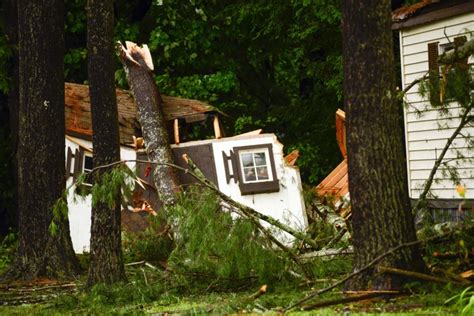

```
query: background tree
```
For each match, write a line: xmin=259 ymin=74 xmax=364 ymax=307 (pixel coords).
xmin=12 ymin=0 xmax=79 ymax=279
xmin=342 ymin=0 xmax=425 ymax=290
xmin=86 ymin=0 xmax=126 ymax=285
xmin=61 ymin=0 xmax=344 ymax=184
xmin=0 ymin=0 xmax=17 ymax=237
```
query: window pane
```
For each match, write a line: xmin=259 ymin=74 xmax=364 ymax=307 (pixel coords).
xmin=241 ymin=153 xmax=254 ymax=167
xmin=254 ymin=152 xmax=266 ymax=166
xmin=243 ymin=167 xmax=256 ymax=182
xmin=256 ymin=167 xmax=269 ymax=180
xmin=84 ymin=156 xmax=94 ymax=170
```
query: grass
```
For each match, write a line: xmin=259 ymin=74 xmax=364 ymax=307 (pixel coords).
xmin=0 ymin=279 xmax=464 ymax=315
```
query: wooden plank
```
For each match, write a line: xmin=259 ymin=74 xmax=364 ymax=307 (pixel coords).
xmin=213 ymin=116 xmax=222 ymax=139
xmin=173 ymin=118 xmax=180 ymax=145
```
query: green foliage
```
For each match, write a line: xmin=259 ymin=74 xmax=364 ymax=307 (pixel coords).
xmin=90 ymin=166 xmax=134 ymax=209
xmin=167 ymin=186 xmax=290 ymax=288
xmin=122 ymin=223 xmax=173 ymax=265
xmin=0 ymin=231 xmax=17 ymax=274
xmin=445 ymin=286 xmax=474 ymax=315
xmin=0 ymin=31 xmax=12 ymax=94
xmin=93 ymin=0 xmax=344 ymax=184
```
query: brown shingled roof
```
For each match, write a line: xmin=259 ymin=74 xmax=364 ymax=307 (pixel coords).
xmin=65 ymin=82 xmax=218 ymax=146
xmin=392 ymin=0 xmax=474 ymax=30
xmin=392 ymin=0 xmax=432 ymax=23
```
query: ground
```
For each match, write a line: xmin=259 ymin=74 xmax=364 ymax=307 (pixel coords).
xmin=0 ymin=277 xmax=463 ymax=315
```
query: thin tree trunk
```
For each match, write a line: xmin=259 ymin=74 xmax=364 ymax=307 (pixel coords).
xmin=86 ymin=0 xmax=126 ymax=286
xmin=118 ymin=42 xmax=180 ymax=206
xmin=342 ymin=0 xmax=425 ymax=290
xmin=11 ymin=0 xmax=79 ymax=280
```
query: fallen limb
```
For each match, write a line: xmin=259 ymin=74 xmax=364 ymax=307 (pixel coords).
xmin=299 ymin=247 xmax=353 ymax=260
xmin=125 ymin=260 xmax=159 ymax=270
xmin=249 ymin=284 xmax=267 ymax=300
xmin=88 ymin=158 xmax=318 ymax=249
xmin=378 ymin=266 xmax=465 ymax=285
xmin=181 ymin=154 xmax=320 ymax=249
xmin=438 ymin=38 xmax=474 ymax=65
xmin=325 ymin=228 xmax=347 ymax=249
xmin=301 ymin=291 xmax=400 ymax=310
xmin=284 ymin=223 xmax=471 ymax=311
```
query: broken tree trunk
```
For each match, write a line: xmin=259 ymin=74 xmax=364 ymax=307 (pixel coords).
xmin=118 ymin=41 xmax=180 ymax=206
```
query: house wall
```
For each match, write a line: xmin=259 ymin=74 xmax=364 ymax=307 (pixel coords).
xmin=174 ymin=134 xmax=307 ymax=243
xmin=65 ymin=137 xmax=136 ymax=253
xmin=399 ymin=12 xmax=474 ymax=199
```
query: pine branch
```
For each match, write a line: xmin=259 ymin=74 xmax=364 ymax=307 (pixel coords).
xmin=86 ymin=158 xmax=319 ymax=249
xmin=438 ymin=38 xmax=474 ymax=65
xmin=413 ymin=106 xmax=473 ymax=212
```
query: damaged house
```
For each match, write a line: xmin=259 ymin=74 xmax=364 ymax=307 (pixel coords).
xmin=64 ymin=83 xmax=306 ymax=253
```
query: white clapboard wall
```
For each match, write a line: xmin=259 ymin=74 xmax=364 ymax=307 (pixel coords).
xmin=399 ymin=12 xmax=474 ymax=199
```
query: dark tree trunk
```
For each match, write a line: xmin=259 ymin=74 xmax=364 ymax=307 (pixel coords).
xmin=342 ymin=0 xmax=425 ymax=290
xmin=12 ymin=0 xmax=79 ymax=280
xmin=3 ymin=0 xmax=19 ymax=232
xmin=86 ymin=0 xmax=126 ymax=286
xmin=118 ymin=42 xmax=180 ymax=207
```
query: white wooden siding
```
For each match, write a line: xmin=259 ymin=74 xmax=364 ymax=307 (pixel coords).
xmin=400 ymin=12 xmax=474 ymax=199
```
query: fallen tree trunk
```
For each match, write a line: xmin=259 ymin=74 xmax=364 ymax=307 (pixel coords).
xmin=118 ymin=41 xmax=180 ymax=206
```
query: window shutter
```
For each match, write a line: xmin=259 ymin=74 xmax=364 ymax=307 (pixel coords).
xmin=454 ymin=36 xmax=468 ymax=69
xmin=427 ymin=42 xmax=439 ymax=73
xmin=222 ymin=150 xmax=238 ymax=184
xmin=65 ymin=147 xmax=73 ymax=179
xmin=427 ymin=42 xmax=440 ymax=105
xmin=73 ymin=148 xmax=84 ymax=181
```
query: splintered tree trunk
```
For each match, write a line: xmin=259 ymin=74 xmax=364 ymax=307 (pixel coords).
xmin=342 ymin=0 xmax=425 ymax=290
xmin=12 ymin=0 xmax=79 ymax=280
xmin=86 ymin=0 xmax=126 ymax=286
xmin=118 ymin=42 xmax=180 ymax=206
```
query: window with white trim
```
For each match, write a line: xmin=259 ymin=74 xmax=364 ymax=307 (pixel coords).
xmin=223 ymin=143 xmax=279 ymax=195
xmin=239 ymin=149 xmax=272 ymax=183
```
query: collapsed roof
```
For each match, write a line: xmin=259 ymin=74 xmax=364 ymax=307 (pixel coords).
xmin=65 ymin=82 xmax=219 ymax=146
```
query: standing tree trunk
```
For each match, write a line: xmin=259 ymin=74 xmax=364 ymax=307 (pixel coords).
xmin=86 ymin=0 xmax=126 ymax=286
xmin=342 ymin=0 xmax=425 ymax=290
xmin=3 ymin=0 xmax=19 ymax=233
xmin=12 ymin=0 xmax=79 ymax=280
xmin=118 ymin=42 xmax=180 ymax=207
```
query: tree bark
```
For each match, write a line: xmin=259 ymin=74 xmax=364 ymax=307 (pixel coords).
xmin=86 ymin=0 xmax=126 ymax=286
xmin=12 ymin=0 xmax=79 ymax=280
xmin=342 ymin=0 xmax=425 ymax=290
xmin=3 ymin=0 xmax=19 ymax=232
xmin=118 ymin=41 xmax=180 ymax=207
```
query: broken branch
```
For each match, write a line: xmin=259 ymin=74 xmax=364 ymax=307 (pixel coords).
xmin=413 ymin=106 xmax=473 ymax=212
xmin=438 ymin=38 xmax=474 ymax=65
xmin=378 ymin=266 xmax=464 ymax=285
xmin=284 ymin=223 xmax=471 ymax=311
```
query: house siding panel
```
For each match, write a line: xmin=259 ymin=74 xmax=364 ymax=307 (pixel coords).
xmin=400 ymin=12 xmax=474 ymax=199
